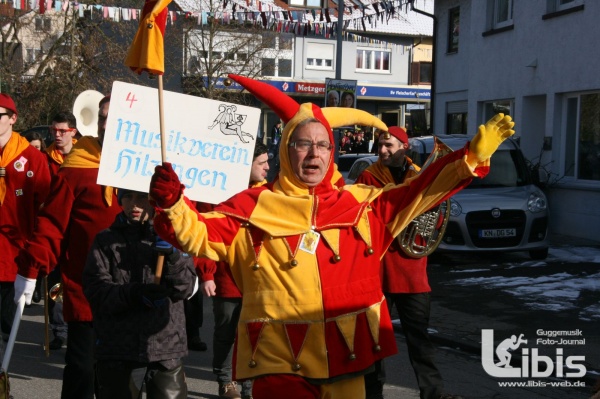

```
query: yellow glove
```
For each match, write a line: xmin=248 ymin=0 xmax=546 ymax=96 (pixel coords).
xmin=466 ymin=113 xmax=515 ymax=168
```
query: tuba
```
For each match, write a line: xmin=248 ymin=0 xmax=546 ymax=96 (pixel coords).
xmin=399 ymin=137 xmax=453 ymax=258
xmin=73 ymin=90 xmax=104 ymax=137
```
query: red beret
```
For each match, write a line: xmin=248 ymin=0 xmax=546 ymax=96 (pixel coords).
xmin=0 ymin=93 xmax=17 ymax=115
xmin=384 ymin=126 xmax=408 ymax=144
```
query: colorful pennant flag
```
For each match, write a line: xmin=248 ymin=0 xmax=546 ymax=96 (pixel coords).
xmin=124 ymin=0 xmax=172 ymax=75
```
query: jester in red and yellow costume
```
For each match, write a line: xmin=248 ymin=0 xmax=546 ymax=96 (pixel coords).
xmin=149 ymin=75 xmax=515 ymax=398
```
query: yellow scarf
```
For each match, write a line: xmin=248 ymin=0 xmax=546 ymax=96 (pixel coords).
xmin=0 ymin=132 xmax=31 ymax=205
xmin=250 ymin=179 xmax=267 ymax=189
xmin=45 ymin=139 xmax=77 ymax=165
xmin=366 ymin=157 xmax=421 ymax=185
xmin=366 ymin=161 xmax=395 ymax=185
xmin=61 ymin=136 xmax=113 ymax=206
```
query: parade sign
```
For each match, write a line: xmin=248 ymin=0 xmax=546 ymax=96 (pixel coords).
xmin=325 ymin=78 xmax=357 ymax=108
xmin=97 ymin=81 xmax=260 ymax=204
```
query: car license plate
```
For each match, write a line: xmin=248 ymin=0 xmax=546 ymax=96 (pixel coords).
xmin=479 ymin=228 xmax=516 ymax=238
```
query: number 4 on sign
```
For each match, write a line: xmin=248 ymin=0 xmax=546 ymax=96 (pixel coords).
xmin=126 ymin=92 xmax=137 ymax=108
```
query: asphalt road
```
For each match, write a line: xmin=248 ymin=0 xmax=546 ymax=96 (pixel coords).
xmin=424 ymin=249 xmax=598 ymax=399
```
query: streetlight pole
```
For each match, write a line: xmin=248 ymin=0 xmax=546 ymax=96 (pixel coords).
xmin=335 ymin=0 xmax=344 ymax=80
xmin=333 ymin=0 xmax=344 ymax=161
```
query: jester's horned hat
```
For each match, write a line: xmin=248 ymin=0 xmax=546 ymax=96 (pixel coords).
xmin=228 ymin=74 xmax=388 ymax=190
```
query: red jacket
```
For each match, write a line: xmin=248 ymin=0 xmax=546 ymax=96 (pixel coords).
xmin=195 ymin=258 xmax=241 ymax=298
xmin=0 ymin=134 xmax=50 ymax=281
xmin=355 ymin=159 xmax=430 ymax=293
xmin=45 ymin=152 xmax=61 ymax=175
xmin=18 ymin=137 xmax=121 ymax=322
xmin=45 ymin=140 xmax=76 ymax=175
xmin=195 ymin=202 xmax=242 ymax=298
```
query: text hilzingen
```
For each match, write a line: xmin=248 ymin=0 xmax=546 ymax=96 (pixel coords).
xmin=112 ymin=118 xmax=251 ymax=191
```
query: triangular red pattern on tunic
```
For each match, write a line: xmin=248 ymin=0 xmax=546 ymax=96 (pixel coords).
xmin=284 ymin=323 xmax=310 ymax=360
xmin=246 ymin=321 xmax=266 ymax=355
xmin=249 ymin=225 xmax=264 ymax=258
xmin=283 ymin=234 xmax=301 ymax=258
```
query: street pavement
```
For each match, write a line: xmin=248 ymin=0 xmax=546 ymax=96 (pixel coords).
xmin=3 ymin=299 xmax=421 ymax=398
xmin=422 ymin=234 xmax=600 ymax=399
xmin=2 ymin=234 xmax=598 ymax=398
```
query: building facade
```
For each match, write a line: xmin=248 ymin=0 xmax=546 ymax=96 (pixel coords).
xmin=176 ymin=0 xmax=434 ymax=144
xmin=433 ymin=0 xmax=599 ymax=241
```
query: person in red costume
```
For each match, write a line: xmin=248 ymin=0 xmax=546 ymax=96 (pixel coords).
xmin=197 ymin=142 xmax=270 ymax=399
xmin=0 ymin=93 xmax=51 ymax=340
xmin=40 ymin=111 xmax=79 ymax=349
xmin=148 ymin=74 xmax=515 ymax=399
xmin=13 ymin=95 xmax=122 ymax=399
xmin=356 ymin=126 xmax=462 ymax=399
xmin=46 ymin=111 xmax=79 ymax=175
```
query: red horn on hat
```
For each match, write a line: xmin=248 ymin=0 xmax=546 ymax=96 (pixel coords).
xmin=228 ymin=74 xmax=300 ymax=123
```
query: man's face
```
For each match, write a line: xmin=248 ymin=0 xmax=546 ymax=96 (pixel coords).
xmin=120 ymin=192 xmax=153 ymax=223
xmin=0 ymin=108 xmax=16 ymax=140
xmin=250 ymin=153 xmax=270 ymax=183
xmin=97 ymin=101 xmax=110 ymax=145
xmin=51 ymin=122 xmax=77 ymax=149
xmin=327 ymin=93 xmax=338 ymax=107
xmin=288 ymin=122 xmax=332 ymax=187
xmin=378 ymin=135 xmax=407 ymax=167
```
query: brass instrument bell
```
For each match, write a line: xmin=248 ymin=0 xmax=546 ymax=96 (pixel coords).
xmin=49 ymin=283 xmax=63 ymax=303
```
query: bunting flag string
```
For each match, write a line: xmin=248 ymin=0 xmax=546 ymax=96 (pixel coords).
xmin=12 ymin=0 xmax=428 ymax=50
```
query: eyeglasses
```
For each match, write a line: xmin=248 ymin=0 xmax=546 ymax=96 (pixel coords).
xmin=0 ymin=113 xmax=9 ymax=119
xmin=51 ymin=127 xmax=76 ymax=135
xmin=289 ymin=140 xmax=332 ymax=153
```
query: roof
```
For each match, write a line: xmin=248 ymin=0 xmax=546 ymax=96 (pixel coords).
xmin=173 ymin=0 xmax=433 ymax=37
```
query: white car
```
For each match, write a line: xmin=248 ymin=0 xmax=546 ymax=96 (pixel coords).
xmin=346 ymin=135 xmax=549 ymax=260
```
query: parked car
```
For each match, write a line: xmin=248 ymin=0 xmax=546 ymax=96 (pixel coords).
xmin=344 ymin=155 xmax=378 ymax=184
xmin=408 ymin=135 xmax=549 ymax=260
xmin=344 ymin=135 xmax=549 ymax=259
xmin=338 ymin=153 xmax=374 ymax=181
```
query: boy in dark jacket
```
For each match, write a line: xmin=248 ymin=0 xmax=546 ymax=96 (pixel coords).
xmin=83 ymin=189 xmax=197 ymax=399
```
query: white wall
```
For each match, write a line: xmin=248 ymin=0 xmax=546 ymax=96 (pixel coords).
xmin=434 ymin=0 xmax=600 ymax=242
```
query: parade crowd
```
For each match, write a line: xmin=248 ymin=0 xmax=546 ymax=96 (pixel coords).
xmin=1 ymin=74 xmax=515 ymax=399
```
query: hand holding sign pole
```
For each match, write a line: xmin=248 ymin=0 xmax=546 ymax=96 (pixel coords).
xmin=124 ymin=0 xmax=172 ymax=281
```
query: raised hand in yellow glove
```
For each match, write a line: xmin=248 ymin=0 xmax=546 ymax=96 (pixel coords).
xmin=466 ymin=113 xmax=515 ymax=169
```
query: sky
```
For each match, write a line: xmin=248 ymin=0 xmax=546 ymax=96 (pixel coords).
xmin=445 ymin=246 xmax=600 ymax=322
